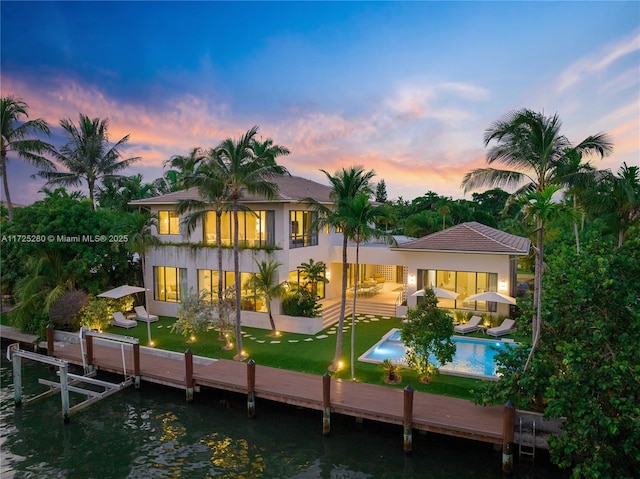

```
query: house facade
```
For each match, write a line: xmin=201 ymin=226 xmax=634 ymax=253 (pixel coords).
xmin=131 ymin=175 xmax=531 ymax=333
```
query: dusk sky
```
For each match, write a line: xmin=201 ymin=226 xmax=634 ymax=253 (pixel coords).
xmin=2 ymin=1 xmax=639 ymax=206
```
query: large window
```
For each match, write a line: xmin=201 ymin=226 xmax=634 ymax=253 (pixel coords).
xmin=204 ymin=211 xmax=274 ymax=247
xmin=154 ymin=266 xmax=187 ymax=302
xmin=198 ymin=269 xmax=267 ymax=312
xmin=158 ymin=211 xmax=179 ymax=235
xmin=289 ymin=210 xmax=318 ymax=248
xmin=418 ymin=269 xmax=498 ymax=312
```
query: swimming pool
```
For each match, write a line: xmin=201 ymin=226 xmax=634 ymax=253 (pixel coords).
xmin=358 ymin=328 xmax=515 ymax=379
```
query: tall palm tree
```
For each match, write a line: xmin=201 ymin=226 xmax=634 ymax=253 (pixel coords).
xmin=1 ymin=95 xmax=54 ymax=220
xmin=209 ymin=126 xmax=290 ymax=360
xmin=339 ymin=194 xmax=396 ymax=379
xmin=461 ymin=109 xmax=612 ymax=370
xmin=304 ymin=166 xmax=374 ymax=371
xmin=178 ymin=148 xmax=230 ymax=339
xmin=126 ymin=211 xmax=161 ymax=346
xmin=40 ymin=114 xmax=140 ymax=209
xmin=247 ymin=258 xmax=286 ymax=334
xmin=518 ymin=185 xmax=564 ymax=371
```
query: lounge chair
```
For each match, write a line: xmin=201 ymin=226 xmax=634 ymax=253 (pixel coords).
xmin=134 ymin=306 xmax=159 ymax=322
xmin=454 ymin=315 xmax=483 ymax=334
xmin=110 ymin=312 xmax=137 ymax=329
xmin=486 ymin=319 xmax=516 ymax=337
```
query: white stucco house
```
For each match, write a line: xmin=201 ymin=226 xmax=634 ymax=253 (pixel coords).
xmin=130 ymin=175 xmax=531 ymax=334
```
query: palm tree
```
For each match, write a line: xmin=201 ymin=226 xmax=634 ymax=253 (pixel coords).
xmin=461 ymin=108 xmax=613 ymax=370
xmin=304 ymin=166 xmax=374 ymax=371
xmin=592 ymin=162 xmax=640 ymax=246
xmin=97 ymin=174 xmax=159 ymax=211
xmin=40 ymin=114 xmax=140 ymax=209
xmin=1 ymin=95 xmax=54 ymax=220
xmin=519 ymin=185 xmax=564 ymax=371
xmin=247 ymin=258 xmax=286 ymax=335
xmin=126 ymin=211 xmax=161 ymax=346
xmin=298 ymin=258 xmax=329 ymax=299
xmin=210 ymin=126 xmax=290 ymax=360
xmin=177 ymin=149 xmax=230 ymax=339
xmin=340 ymin=194 xmax=397 ymax=380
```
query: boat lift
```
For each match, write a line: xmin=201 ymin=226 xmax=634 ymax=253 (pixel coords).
xmin=8 ymin=330 xmax=138 ymax=423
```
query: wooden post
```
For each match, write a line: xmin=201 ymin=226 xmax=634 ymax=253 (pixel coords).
xmin=12 ymin=352 xmax=22 ymax=407
xmin=133 ymin=343 xmax=141 ymax=389
xmin=85 ymin=333 xmax=94 ymax=373
xmin=322 ymin=373 xmax=331 ymax=436
xmin=59 ymin=363 xmax=70 ymax=423
xmin=46 ymin=324 xmax=55 ymax=356
xmin=403 ymin=385 xmax=414 ymax=454
xmin=502 ymin=400 xmax=516 ymax=473
xmin=247 ymin=359 xmax=256 ymax=418
xmin=185 ymin=349 xmax=194 ymax=402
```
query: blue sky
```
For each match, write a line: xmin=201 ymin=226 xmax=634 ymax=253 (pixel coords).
xmin=2 ymin=1 xmax=639 ymax=205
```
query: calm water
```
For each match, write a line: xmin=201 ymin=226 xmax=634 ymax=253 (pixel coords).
xmin=0 ymin=352 xmax=567 ymax=478
xmin=360 ymin=329 xmax=514 ymax=378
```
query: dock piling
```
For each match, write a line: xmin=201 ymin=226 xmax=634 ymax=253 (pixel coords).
xmin=12 ymin=350 xmax=22 ymax=406
xmin=322 ymin=373 xmax=331 ymax=436
xmin=247 ymin=359 xmax=256 ymax=418
xmin=85 ymin=333 xmax=95 ymax=374
xmin=46 ymin=324 xmax=54 ymax=356
xmin=502 ymin=401 xmax=515 ymax=473
xmin=403 ymin=385 xmax=414 ymax=454
xmin=185 ymin=349 xmax=194 ymax=402
xmin=133 ymin=343 xmax=141 ymax=389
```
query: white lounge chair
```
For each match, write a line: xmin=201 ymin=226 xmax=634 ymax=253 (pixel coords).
xmin=110 ymin=312 xmax=137 ymax=329
xmin=486 ymin=319 xmax=516 ymax=337
xmin=454 ymin=315 xmax=483 ymax=334
xmin=134 ymin=306 xmax=159 ymax=322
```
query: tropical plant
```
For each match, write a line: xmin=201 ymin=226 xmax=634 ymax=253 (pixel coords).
xmin=461 ymin=108 xmax=612 ymax=370
xmin=400 ymin=287 xmax=455 ymax=384
xmin=245 ymin=258 xmax=286 ymax=334
xmin=97 ymin=174 xmax=159 ymax=211
xmin=297 ymin=258 xmax=329 ymax=299
xmin=590 ymin=162 xmax=640 ymax=246
xmin=208 ymin=126 xmax=290 ymax=359
xmin=78 ymin=297 xmax=111 ymax=332
xmin=303 ymin=166 xmax=374 ymax=371
xmin=382 ymin=358 xmax=401 ymax=384
xmin=281 ymin=283 xmax=321 ymax=318
xmin=39 ymin=114 xmax=140 ymax=209
xmin=171 ymin=288 xmax=214 ymax=340
xmin=0 ymin=95 xmax=54 ymax=220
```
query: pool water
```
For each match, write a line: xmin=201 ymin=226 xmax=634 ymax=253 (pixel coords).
xmin=358 ymin=328 xmax=515 ymax=379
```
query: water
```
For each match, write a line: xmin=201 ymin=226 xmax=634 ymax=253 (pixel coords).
xmin=359 ymin=329 xmax=515 ymax=378
xmin=1 ymin=351 xmax=567 ymax=478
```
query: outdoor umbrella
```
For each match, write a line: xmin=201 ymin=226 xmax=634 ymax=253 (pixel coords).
xmin=98 ymin=285 xmax=152 ymax=345
xmin=465 ymin=291 xmax=517 ymax=305
xmin=411 ymin=287 xmax=460 ymax=300
xmin=97 ymin=285 xmax=146 ymax=299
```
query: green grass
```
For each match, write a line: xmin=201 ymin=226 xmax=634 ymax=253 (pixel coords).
xmin=111 ymin=314 xmax=481 ymax=400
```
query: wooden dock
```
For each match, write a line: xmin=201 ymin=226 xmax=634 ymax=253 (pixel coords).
xmin=49 ymin=334 xmax=506 ymax=447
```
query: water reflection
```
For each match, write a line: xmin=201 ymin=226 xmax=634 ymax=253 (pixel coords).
xmin=1 ymin=354 xmax=567 ymax=478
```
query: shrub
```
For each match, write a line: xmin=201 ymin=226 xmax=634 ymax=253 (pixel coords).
xmin=281 ymin=284 xmax=321 ymax=317
xmin=49 ymin=289 xmax=89 ymax=331
xmin=79 ymin=298 xmax=111 ymax=331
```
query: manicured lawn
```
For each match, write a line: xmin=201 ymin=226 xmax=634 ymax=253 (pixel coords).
xmin=108 ymin=314 xmax=481 ymax=400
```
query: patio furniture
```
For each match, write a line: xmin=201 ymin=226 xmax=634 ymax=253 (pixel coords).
xmin=486 ymin=319 xmax=516 ymax=337
xmin=110 ymin=312 xmax=138 ymax=329
xmin=453 ymin=315 xmax=483 ymax=334
xmin=134 ymin=306 xmax=159 ymax=322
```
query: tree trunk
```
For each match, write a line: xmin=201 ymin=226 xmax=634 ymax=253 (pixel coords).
xmin=331 ymin=235 xmax=349 ymax=370
xmin=233 ymin=202 xmax=244 ymax=359
xmin=524 ymin=220 xmax=544 ymax=372
xmin=573 ymin=195 xmax=580 ymax=255
xmin=350 ymin=243 xmax=360 ymax=380
xmin=216 ymin=211 xmax=225 ymax=340
xmin=1 ymin=153 xmax=14 ymax=221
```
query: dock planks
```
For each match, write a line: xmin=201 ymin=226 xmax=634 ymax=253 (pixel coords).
xmin=52 ymin=339 xmax=504 ymax=445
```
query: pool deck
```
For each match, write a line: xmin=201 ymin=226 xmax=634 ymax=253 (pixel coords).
xmin=46 ymin=336 xmax=506 ymax=446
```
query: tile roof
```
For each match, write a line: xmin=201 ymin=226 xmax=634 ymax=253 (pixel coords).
xmin=130 ymin=175 xmax=332 ymax=206
xmin=394 ymin=222 xmax=531 ymax=255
